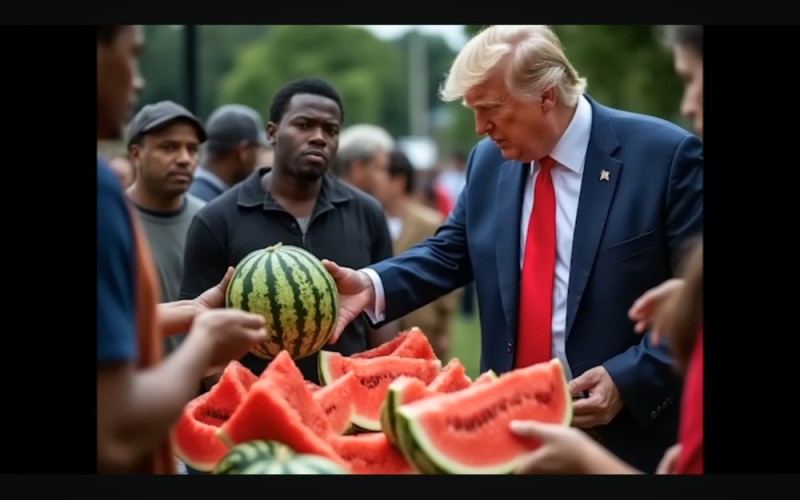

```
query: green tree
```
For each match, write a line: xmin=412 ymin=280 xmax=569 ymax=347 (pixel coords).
xmin=218 ymin=25 xmax=405 ymax=136
xmin=137 ymin=25 xmax=271 ymax=120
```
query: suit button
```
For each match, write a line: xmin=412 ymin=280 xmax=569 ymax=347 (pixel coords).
xmin=650 ymin=410 xmax=657 ymax=419
xmin=506 ymin=342 xmax=513 ymax=353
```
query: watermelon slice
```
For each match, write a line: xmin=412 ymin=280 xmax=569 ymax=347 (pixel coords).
xmin=395 ymin=358 xmax=572 ymax=474
xmin=473 ymin=370 xmax=499 ymax=385
xmin=312 ymin=371 xmax=359 ymax=435
xmin=318 ymin=350 xmax=441 ymax=431
xmin=382 ymin=359 xmax=474 ymax=447
xmin=171 ymin=360 xmax=257 ymax=472
xmin=427 ymin=358 xmax=473 ymax=393
xmin=328 ymin=431 xmax=415 ymax=474
xmin=381 ymin=376 xmax=432 ymax=447
xmin=350 ymin=327 xmax=438 ymax=361
xmin=217 ymin=351 xmax=346 ymax=467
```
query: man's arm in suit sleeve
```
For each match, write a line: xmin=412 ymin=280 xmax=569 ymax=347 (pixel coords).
xmin=361 ymin=148 xmax=480 ymax=326
xmin=602 ymin=134 xmax=703 ymax=429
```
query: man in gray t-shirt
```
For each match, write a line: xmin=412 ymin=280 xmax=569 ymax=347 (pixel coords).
xmin=123 ymin=100 xmax=208 ymax=354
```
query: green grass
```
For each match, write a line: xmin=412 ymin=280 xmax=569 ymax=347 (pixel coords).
xmin=446 ymin=312 xmax=483 ymax=380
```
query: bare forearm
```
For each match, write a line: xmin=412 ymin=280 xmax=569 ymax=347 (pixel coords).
xmin=582 ymin=445 xmax=642 ymax=474
xmin=98 ymin=334 xmax=211 ymax=472
xmin=158 ymin=300 xmax=197 ymax=337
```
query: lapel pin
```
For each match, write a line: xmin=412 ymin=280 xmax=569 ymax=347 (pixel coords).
xmin=600 ymin=169 xmax=610 ymax=182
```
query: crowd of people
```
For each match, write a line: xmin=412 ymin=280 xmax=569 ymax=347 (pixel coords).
xmin=97 ymin=24 xmax=703 ymax=475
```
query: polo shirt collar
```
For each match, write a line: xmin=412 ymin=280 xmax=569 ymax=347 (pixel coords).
xmin=237 ymin=166 xmax=353 ymax=209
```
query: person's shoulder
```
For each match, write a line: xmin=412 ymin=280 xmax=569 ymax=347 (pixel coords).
xmin=98 ymin=155 xmax=122 ymax=193
xmin=97 ymin=156 xmax=130 ymax=211
xmin=593 ymin=97 xmax=697 ymax=144
xmin=184 ymin=192 xmax=207 ymax=213
xmin=470 ymin=137 xmax=507 ymax=166
xmin=193 ymin=180 xmax=242 ymax=222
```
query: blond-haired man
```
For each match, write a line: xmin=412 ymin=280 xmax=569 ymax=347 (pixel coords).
xmin=322 ymin=25 xmax=703 ymax=473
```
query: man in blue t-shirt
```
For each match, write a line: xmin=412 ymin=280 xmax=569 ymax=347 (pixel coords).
xmin=96 ymin=24 xmax=269 ymax=474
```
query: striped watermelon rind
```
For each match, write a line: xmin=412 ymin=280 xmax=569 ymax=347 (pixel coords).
xmin=225 ymin=242 xmax=339 ymax=360
xmin=214 ymin=440 xmax=348 ymax=475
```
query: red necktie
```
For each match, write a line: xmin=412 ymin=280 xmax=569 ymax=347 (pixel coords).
xmin=516 ymin=156 xmax=557 ymax=368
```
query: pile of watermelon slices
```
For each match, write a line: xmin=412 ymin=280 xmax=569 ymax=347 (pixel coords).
xmin=171 ymin=327 xmax=573 ymax=474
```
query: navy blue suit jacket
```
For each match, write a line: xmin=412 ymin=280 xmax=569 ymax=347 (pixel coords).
xmin=368 ymin=96 xmax=704 ymax=472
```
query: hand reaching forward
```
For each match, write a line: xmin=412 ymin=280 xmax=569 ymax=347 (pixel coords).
xmin=190 ymin=308 xmax=268 ymax=372
xmin=194 ymin=266 xmax=236 ymax=311
xmin=321 ymin=260 xmax=375 ymax=344
xmin=510 ymin=420 xmax=638 ymax=474
xmin=628 ymin=278 xmax=684 ymax=343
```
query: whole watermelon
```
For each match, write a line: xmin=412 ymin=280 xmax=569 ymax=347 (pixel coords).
xmin=225 ymin=242 xmax=340 ymax=360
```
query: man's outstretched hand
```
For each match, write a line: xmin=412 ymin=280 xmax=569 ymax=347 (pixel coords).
xmin=322 ymin=260 xmax=375 ymax=343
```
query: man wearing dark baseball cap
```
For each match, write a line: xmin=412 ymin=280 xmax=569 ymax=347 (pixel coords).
xmin=126 ymin=100 xmax=206 ymax=148
xmin=189 ymin=104 xmax=269 ymax=202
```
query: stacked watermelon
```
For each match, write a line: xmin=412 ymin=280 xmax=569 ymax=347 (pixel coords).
xmin=170 ymin=327 xmax=573 ymax=474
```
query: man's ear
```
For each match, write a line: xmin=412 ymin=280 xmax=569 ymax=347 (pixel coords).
xmin=541 ymin=86 xmax=557 ymax=112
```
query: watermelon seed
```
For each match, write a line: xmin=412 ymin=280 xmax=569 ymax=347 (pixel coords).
xmin=445 ymin=388 xmax=555 ymax=432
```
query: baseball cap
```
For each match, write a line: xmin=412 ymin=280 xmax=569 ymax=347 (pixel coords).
xmin=126 ymin=100 xmax=207 ymax=148
xmin=205 ymin=104 xmax=270 ymax=148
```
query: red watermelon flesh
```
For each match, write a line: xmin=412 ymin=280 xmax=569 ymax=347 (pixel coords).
xmin=473 ymin=370 xmax=499 ymax=385
xmin=312 ymin=371 xmax=359 ymax=435
xmin=427 ymin=358 xmax=473 ymax=393
xmin=328 ymin=432 xmax=415 ymax=474
xmin=305 ymin=380 xmax=322 ymax=393
xmin=396 ymin=358 xmax=572 ymax=474
xmin=350 ymin=330 xmax=411 ymax=359
xmin=216 ymin=351 xmax=345 ymax=466
xmin=350 ymin=327 xmax=438 ymax=361
xmin=319 ymin=351 xmax=442 ymax=431
xmin=171 ymin=360 xmax=257 ymax=471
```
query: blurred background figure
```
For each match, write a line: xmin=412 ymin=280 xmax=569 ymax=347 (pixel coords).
xmin=108 ymin=153 xmax=136 ymax=188
xmin=333 ymin=123 xmax=394 ymax=196
xmin=373 ymin=149 xmax=458 ymax=359
xmin=189 ymin=104 xmax=271 ymax=202
xmin=259 ymin=142 xmax=274 ymax=166
xmin=125 ymin=100 xmax=207 ymax=355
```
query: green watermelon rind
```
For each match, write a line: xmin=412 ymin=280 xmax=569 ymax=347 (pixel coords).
xmin=215 ymin=439 xmax=350 ymax=475
xmin=396 ymin=359 xmax=573 ymax=474
xmin=380 ymin=376 xmax=422 ymax=447
xmin=225 ymin=242 xmax=339 ymax=361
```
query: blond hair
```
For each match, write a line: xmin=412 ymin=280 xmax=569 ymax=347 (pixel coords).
xmin=440 ymin=25 xmax=587 ymax=107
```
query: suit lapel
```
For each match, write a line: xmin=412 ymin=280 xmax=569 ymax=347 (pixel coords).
xmin=496 ymin=160 xmax=528 ymax=334
xmin=566 ymin=102 xmax=622 ymax=338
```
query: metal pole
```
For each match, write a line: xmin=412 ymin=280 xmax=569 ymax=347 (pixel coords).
xmin=408 ymin=29 xmax=429 ymax=136
xmin=183 ymin=25 xmax=198 ymax=114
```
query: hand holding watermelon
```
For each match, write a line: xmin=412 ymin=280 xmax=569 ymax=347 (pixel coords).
xmin=321 ymin=259 xmax=374 ymax=344
xmin=190 ymin=308 xmax=269 ymax=372
xmin=509 ymin=420 xmax=638 ymax=474
xmin=195 ymin=266 xmax=236 ymax=311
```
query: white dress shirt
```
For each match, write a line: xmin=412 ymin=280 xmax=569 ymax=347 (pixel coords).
xmin=362 ymin=95 xmax=593 ymax=380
